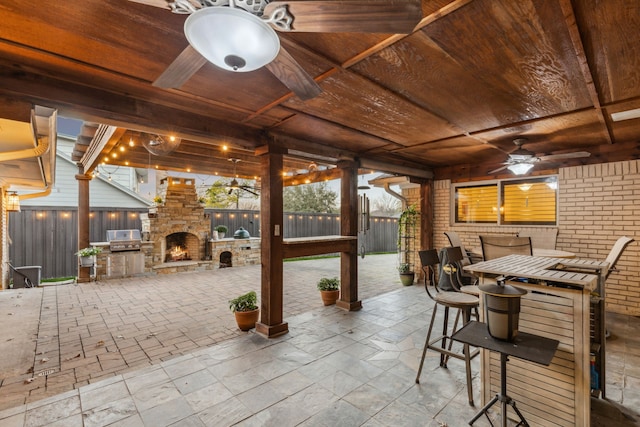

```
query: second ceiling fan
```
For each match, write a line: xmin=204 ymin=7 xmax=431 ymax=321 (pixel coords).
xmin=490 ymin=138 xmax=591 ymax=175
xmin=225 ymin=158 xmax=260 ymax=195
xmin=129 ymin=0 xmax=422 ymax=100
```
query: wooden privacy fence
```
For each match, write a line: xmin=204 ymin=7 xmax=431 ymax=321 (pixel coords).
xmin=8 ymin=207 xmax=398 ymax=279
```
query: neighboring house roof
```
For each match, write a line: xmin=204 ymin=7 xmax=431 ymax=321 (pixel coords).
xmin=20 ymin=149 xmax=151 ymax=208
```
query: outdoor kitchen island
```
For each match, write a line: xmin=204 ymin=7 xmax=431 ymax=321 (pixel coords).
xmin=92 ymin=237 xmax=261 ymax=279
xmin=465 ymin=254 xmax=607 ymax=427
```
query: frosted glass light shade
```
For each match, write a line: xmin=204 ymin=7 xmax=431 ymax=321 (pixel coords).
xmin=507 ymin=163 xmax=534 ymax=175
xmin=184 ymin=7 xmax=280 ymax=72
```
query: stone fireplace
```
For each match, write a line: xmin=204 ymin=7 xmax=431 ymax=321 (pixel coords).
xmin=140 ymin=177 xmax=210 ymax=265
xmin=165 ymin=232 xmax=198 ymax=262
xmin=93 ymin=177 xmax=262 ymax=279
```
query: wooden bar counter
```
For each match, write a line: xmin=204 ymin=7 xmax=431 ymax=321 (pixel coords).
xmin=465 ymin=255 xmax=607 ymax=427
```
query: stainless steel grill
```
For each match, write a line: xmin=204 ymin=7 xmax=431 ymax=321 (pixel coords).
xmin=107 ymin=229 xmax=141 ymax=252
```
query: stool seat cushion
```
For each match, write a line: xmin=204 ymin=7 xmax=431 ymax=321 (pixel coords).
xmin=435 ymin=292 xmax=479 ymax=307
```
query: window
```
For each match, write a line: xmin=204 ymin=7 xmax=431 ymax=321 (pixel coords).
xmin=455 ymin=184 xmax=498 ymax=223
xmin=453 ymin=176 xmax=557 ymax=225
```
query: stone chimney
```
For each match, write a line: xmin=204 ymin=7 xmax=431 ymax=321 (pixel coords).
xmin=140 ymin=177 xmax=210 ymax=264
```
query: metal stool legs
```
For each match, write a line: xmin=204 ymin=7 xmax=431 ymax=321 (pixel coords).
xmin=415 ymin=302 xmax=478 ymax=406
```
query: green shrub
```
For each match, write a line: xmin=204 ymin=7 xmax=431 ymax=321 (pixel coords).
xmin=75 ymin=247 xmax=102 ymax=257
xmin=229 ymin=291 xmax=258 ymax=312
xmin=316 ymin=277 xmax=340 ymax=291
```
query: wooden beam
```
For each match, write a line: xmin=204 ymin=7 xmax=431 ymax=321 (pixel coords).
xmin=81 ymin=125 xmax=125 ymax=174
xmin=282 ymin=236 xmax=357 ymax=259
xmin=557 ymin=0 xmax=613 ymax=144
xmin=0 ymin=61 xmax=264 ymax=151
xmin=359 ymin=158 xmax=433 ymax=179
xmin=282 ymin=167 xmax=342 ymax=187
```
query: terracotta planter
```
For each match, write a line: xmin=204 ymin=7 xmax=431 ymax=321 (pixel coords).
xmin=320 ymin=290 xmax=340 ymax=306
xmin=234 ymin=308 xmax=259 ymax=331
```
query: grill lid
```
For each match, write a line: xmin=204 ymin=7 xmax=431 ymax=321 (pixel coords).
xmin=107 ymin=229 xmax=141 ymax=242
xmin=107 ymin=230 xmax=142 ymax=252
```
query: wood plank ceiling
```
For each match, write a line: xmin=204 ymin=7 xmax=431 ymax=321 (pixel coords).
xmin=0 ymin=0 xmax=638 ymax=181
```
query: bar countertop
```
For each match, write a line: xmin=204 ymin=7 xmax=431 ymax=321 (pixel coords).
xmin=464 ymin=254 xmax=606 ymax=290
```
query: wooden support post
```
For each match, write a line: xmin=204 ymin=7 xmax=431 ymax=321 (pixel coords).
xmin=76 ymin=170 xmax=91 ymax=283
xmin=420 ymin=180 xmax=433 ymax=252
xmin=336 ymin=160 xmax=362 ymax=311
xmin=255 ymin=146 xmax=289 ymax=338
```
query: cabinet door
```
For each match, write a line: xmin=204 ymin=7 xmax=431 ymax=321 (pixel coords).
xmin=126 ymin=253 xmax=145 ymax=275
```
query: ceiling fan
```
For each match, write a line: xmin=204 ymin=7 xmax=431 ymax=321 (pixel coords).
xmin=489 ymin=138 xmax=591 ymax=175
xmin=141 ymin=133 xmax=181 ymax=156
xmin=225 ymin=159 xmax=260 ymax=195
xmin=129 ymin=0 xmax=422 ymax=100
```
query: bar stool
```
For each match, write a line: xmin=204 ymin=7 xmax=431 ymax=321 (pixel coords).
xmin=415 ymin=249 xmax=480 ymax=406
xmin=446 ymin=246 xmax=481 ymax=297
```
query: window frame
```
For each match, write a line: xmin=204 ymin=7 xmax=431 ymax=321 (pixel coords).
xmin=451 ymin=175 xmax=558 ymax=226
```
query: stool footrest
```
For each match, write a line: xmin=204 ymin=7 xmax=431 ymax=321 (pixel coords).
xmin=427 ymin=337 xmax=480 ymax=362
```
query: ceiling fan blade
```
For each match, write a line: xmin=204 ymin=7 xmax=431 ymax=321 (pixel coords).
xmin=153 ymin=45 xmax=208 ymax=89
xmin=264 ymin=0 xmax=422 ymax=34
xmin=538 ymin=151 xmax=591 ymax=161
xmin=489 ymin=165 xmax=510 ymax=174
xmin=265 ymin=47 xmax=322 ymax=100
xmin=241 ymin=187 xmax=259 ymax=196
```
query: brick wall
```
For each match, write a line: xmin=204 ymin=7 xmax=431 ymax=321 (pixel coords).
xmin=559 ymin=161 xmax=639 ymax=315
xmin=433 ymin=160 xmax=639 ymax=316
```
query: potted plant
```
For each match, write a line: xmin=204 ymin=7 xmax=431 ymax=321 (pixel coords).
xmin=149 ymin=195 xmax=163 ymax=216
xmin=398 ymin=263 xmax=415 ymax=286
xmin=76 ymin=246 xmax=102 ymax=267
xmin=397 ymin=204 xmax=419 ymax=286
xmin=229 ymin=290 xmax=259 ymax=331
xmin=215 ymin=225 xmax=228 ymax=239
xmin=317 ymin=277 xmax=340 ymax=306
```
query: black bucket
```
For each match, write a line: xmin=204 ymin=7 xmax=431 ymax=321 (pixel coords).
xmin=479 ymin=282 xmax=527 ymax=341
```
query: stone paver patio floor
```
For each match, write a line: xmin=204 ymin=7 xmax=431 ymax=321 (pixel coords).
xmin=0 ymin=254 xmax=402 ymax=411
xmin=0 ymin=253 xmax=638 ymax=426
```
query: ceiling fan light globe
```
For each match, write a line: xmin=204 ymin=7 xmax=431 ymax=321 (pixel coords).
xmin=507 ymin=163 xmax=534 ymax=175
xmin=184 ymin=7 xmax=280 ymax=72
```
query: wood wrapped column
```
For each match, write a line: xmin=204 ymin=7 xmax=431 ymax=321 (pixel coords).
xmin=76 ymin=169 xmax=91 ymax=283
xmin=255 ymin=145 xmax=288 ymax=338
xmin=336 ymin=160 xmax=361 ymax=311
xmin=420 ymin=180 xmax=433 ymax=252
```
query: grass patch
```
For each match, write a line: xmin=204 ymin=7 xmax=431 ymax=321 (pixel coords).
xmin=284 ymin=254 xmax=340 ymax=262
xmin=284 ymin=252 xmax=394 ymax=262
xmin=41 ymin=276 xmax=76 ymax=283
